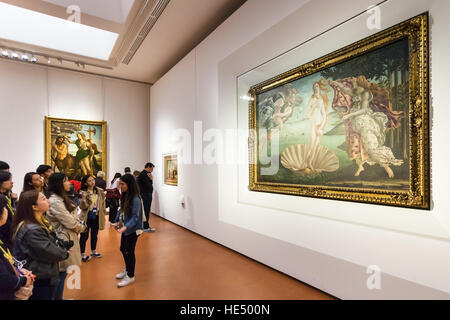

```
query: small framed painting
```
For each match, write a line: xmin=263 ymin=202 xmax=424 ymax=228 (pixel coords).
xmin=164 ymin=154 xmax=178 ymax=186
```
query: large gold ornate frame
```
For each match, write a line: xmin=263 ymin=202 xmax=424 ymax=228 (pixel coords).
xmin=248 ymin=13 xmax=430 ymax=209
xmin=45 ymin=116 xmax=107 ymax=176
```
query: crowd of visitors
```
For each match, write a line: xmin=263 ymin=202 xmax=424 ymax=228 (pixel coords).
xmin=0 ymin=160 xmax=155 ymax=300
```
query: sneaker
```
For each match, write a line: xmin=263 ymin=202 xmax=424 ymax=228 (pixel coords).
xmin=91 ymin=251 xmax=102 ymax=258
xmin=115 ymin=269 xmax=127 ymax=280
xmin=144 ymin=227 xmax=156 ymax=233
xmin=117 ymin=275 xmax=135 ymax=287
xmin=81 ymin=255 xmax=91 ymax=262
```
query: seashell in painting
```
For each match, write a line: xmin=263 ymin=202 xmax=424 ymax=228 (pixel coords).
xmin=280 ymin=144 xmax=339 ymax=175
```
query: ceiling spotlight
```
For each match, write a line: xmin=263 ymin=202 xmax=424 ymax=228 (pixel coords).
xmin=31 ymin=56 xmax=37 ymax=63
xmin=22 ymin=53 xmax=29 ymax=61
xmin=11 ymin=52 xmax=19 ymax=59
xmin=1 ymin=49 xmax=8 ymax=57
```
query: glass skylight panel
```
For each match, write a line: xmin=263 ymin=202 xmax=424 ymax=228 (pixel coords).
xmin=0 ymin=2 xmax=119 ymax=60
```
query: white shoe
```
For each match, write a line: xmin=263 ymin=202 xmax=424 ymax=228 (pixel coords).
xmin=117 ymin=275 xmax=135 ymax=287
xmin=115 ymin=269 xmax=127 ymax=280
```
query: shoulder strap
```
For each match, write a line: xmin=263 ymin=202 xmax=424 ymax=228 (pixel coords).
xmin=12 ymin=221 xmax=25 ymax=241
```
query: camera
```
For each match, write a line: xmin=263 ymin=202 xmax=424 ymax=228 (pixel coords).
xmin=54 ymin=234 xmax=74 ymax=250
xmin=57 ymin=238 xmax=74 ymax=250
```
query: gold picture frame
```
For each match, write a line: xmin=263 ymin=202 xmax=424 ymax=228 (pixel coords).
xmin=248 ymin=13 xmax=429 ymax=209
xmin=164 ymin=154 xmax=178 ymax=186
xmin=45 ymin=117 xmax=107 ymax=180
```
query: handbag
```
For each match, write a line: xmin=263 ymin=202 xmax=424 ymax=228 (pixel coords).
xmin=106 ymin=188 xmax=120 ymax=199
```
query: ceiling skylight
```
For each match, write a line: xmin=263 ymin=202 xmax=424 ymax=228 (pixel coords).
xmin=0 ymin=2 xmax=119 ymax=61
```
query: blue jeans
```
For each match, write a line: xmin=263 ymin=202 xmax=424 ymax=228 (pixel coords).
xmin=53 ymin=271 xmax=67 ymax=300
xmin=141 ymin=193 xmax=152 ymax=229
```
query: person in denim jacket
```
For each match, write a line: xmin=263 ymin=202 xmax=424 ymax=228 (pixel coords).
xmin=114 ymin=174 xmax=143 ymax=288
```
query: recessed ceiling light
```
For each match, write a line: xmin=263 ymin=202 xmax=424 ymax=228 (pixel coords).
xmin=22 ymin=53 xmax=29 ymax=61
xmin=0 ymin=2 xmax=119 ymax=60
xmin=1 ymin=49 xmax=8 ymax=57
xmin=31 ymin=56 xmax=37 ymax=63
xmin=11 ymin=52 xmax=19 ymax=59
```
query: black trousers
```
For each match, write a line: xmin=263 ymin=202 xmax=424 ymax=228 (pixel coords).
xmin=120 ymin=232 xmax=139 ymax=278
xmin=30 ymin=279 xmax=57 ymax=300
xmin=79 ymin=215 xmax=99 ymax=253
xmin=107 ymin=198 xmax=119 ymax=223
xmin=141 ymin=192 xmax=152 ymax=229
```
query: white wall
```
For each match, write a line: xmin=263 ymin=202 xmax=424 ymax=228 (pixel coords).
xmin=0 ymin=60 xmax=150 ymax=191
xmin=150 ymin=0 xmax=450 ymax=299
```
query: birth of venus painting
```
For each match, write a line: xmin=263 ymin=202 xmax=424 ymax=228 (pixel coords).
xmin=249 ymin=13 xmax=429 ymax=209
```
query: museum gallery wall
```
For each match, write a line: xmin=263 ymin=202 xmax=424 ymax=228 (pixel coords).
xmin=150 ymin=0 xmax=450 ymax=299
xmin=0 ymin=62 xmax=150 ymax=192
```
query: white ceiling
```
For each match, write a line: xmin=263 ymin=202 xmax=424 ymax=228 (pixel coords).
xmin=98 ymin=0 xmax=247 ymax=84
xmin=42 ymin=0 xmax=135 ymax=24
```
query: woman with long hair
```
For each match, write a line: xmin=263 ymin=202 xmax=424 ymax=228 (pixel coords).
xmin=11 ymin=190 xmax=69 ymax=300
xmin=22 ymin=172 xmax=43 ymax=193
xmin=305 ymin=79 xmax=329 ymax=170
xmin=79 ymin=174 xmax=106 ymax=262
xmin=114 ymin=174 xmax=143 ymax=288
xmin=0 ymin=194 xmax=34 ymax=300
xmin=46 ymin=173 xmax=86 ymax=300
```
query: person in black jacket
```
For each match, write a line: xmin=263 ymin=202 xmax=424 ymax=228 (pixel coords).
xmin=11 ymin=190 xmax=69 ymax=300
xmin=0 ymin=171 xmax=16 ymax=248
xmin=136 ymin=163 xmax=155 ymax=232
xmin=36 ymin=164 xmax=54 ymax=198
xmin=0 ymin=195 xmax=34 ymax=300
xmin=94 ymin=171 xmax=107 ymax=190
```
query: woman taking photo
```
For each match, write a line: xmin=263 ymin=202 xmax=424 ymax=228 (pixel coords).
xmin=79 ymin=174 xmax=106 ymax=262
xmin=47 ymin=173 xmax=86 ymax=300
xmin=22 ymin=172 xmax=44 ymax=193
xmin=0 ymin=194 xmax=34 ymax=300
xmin=114 ymin=174 xmax=143 ymax=288
xmin=11 ymin=190 xmax=69 ymax=300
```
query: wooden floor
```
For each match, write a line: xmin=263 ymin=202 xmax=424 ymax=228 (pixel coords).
xmin=64 ymin=214 xmax=334 ymax=300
